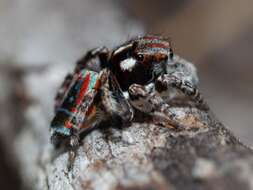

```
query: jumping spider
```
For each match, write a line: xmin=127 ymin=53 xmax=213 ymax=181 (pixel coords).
xmin=50 ymin=35 xmax=208 ymax=149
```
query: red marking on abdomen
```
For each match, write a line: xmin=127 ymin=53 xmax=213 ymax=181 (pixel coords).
xmin=64 ymin=120 xmax=72 ymax=129
xmin=86 ymin=105 xmax=95 ymax=117
xmin=93 ymin=79 xmax=101 ymax=90
xmin=70 ymin=107 xmax=77 ymax=113
xmin=145 ymin=43 xmax=170 ymax=49
xmin=75 ymin=74 xmax=90 ymax=105
xmin=143 ymin=36 xmax=160 ymax=40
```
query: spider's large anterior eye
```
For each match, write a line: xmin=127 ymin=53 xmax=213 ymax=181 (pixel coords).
xmin=169 ymin=49 xmax=174 ymax=59
xmin=136 ymin=54 xmax=144 ymax=62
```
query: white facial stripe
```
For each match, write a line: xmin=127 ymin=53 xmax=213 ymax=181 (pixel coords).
xmin=120 ymin=58 xmax=137 ymax=71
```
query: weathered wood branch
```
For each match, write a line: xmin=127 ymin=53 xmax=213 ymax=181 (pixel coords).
xmin=1 ymin=1 xmax=253 ymax=190
xmin=2 ymin=56 xmax=250 ymax=190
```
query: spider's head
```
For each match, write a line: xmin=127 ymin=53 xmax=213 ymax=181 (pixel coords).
xmin=110 ymin=35 xmax=173 ymax=91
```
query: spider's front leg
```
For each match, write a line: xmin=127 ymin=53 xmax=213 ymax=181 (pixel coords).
xmin=128 ymin=83 xmax=154 ymax=113
xmin=54 ymin=47 xmax=109 ymax=112
xmin=100 ymin=72 xmax=134 ymax=126
xmin=128 ymin=83 xmax=188 ymax=129
xmin=155 ymin=74 xmax=209 ymax=110
xmin=75 ymin=46 xmax=109 ymax=72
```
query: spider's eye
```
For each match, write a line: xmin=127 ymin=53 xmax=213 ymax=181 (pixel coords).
xmin=135 ymin=54 xmax=144 ymax=62
xmin=169 ymin=49 xmax=174 ymax=59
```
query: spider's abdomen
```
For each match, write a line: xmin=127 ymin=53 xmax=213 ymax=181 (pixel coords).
xmin=50 ymin=69 xmax=100 ymax=137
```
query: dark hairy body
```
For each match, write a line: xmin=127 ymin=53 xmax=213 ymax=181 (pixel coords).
xmin=50 ymin=35 xmax=208 ymax=149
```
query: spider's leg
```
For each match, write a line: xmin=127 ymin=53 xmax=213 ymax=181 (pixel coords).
xmin=75 ymin=46 xmax=109 ymax=72
xmin=155 ymin=74 xmax=209 ymax=110
xmin=54 ymin=73 xmax=74 ymax=112
xmin=128 ymin=83 xmax=154 ymax=113
xmin=100 ymin=72 xmax=134 ymax=126
xmin=128 ymin=83 xmax=189 ymax=129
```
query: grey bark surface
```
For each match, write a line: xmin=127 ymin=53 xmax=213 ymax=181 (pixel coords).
xmin=0 ymin=1 xmax=253 ymax=190
xmin=8 ymin=56 xmax=253 ymax=190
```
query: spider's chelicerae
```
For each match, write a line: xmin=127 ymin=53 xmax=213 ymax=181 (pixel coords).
xmin=50 ymin=35 xmax=208 ymax=149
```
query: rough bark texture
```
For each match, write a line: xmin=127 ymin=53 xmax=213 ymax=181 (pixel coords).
xmin=8 ymin=59 xmax=253 ymax=190
xmin=0 ymin=1 xmax=253 ymax=190
xmin=17 ymin=110 xmax=253 ymax=190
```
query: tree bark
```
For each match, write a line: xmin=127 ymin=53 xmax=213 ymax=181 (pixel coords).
xmin=5 ymin=58 xmax=252 ymax=190
xmin=0 ymin=2 xmax=252 ymax=190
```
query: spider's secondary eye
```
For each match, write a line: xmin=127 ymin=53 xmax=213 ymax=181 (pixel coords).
xmin=169 ymin=49 xmax=174 ymax=59
xmin=136 ymin=54 xmax=144 ymax=62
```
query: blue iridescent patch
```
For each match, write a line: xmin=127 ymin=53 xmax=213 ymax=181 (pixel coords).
xmin=88 ymin=72 xmax=98 ymax=91
xmin=75 ymin=80 xmax=83 ymax=91
xmin=56 ymin=108 xmax=73 ymax=116
xmin=52 ymin=126 xmax=71 ymax=136
xmin=68 ymin=96 xmax=75 ymax=103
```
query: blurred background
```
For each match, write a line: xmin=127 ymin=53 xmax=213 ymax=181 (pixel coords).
xmin=0 ymin=0 xmax=252 ymax=189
